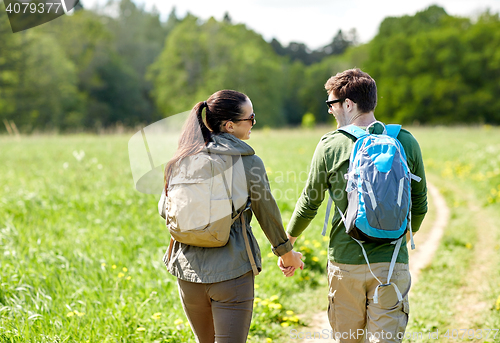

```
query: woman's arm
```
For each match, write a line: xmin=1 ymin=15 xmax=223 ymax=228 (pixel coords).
xmin=247 ymin=155 xmax=303 ymax=271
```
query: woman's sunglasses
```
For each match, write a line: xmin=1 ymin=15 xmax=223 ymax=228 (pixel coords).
xmin=232 ymin=113 xmax=256 ymax=127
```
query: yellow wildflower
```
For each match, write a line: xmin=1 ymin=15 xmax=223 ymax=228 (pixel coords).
xmin=112 ymin=265 xmax=117 ymax=269
xmin=174 ymin=319 xmax=184 ymax=325
xmin=323 ymin=236 xmax=329 ymax=242
xmin=281 ymin=322 xmax=290 ymax=327
xmin=126 ymin=276 xmax=132 ymax=281
xmin=465 ymin=243 xmax=473 ymax=249
xmin=266 ymin=338 xmax=273 ymax=343
xmin=151 ymin=312 xmax=161 ymax=320
xmin=66 ymin=311 xmax=74 ymax=317
xmin=136 ymin=327 xmax=146 ymax=332
xmin=101 ymin=263 xmax=106 ymax=267
xmin=270 ymin=295 xmax=279 ymax=301
xmin=268 ymin=303 xmax=282 ymax=310
xmin=122 ymin=267 xmax=128 ymax=272
xmin=312 ymin=256 xmax=319 ymax=262
xmin=118 ymin=272 xmax=125 ymax=278
xmin=74 ymin=311 xmax=85 ymax=317
xmin=255 ymin=284 xmax=260 ymax=289
xmin=254 ymin=297 xmax=262 ymax=303
xmin=286 ymin=310 xmax=294 ymax=315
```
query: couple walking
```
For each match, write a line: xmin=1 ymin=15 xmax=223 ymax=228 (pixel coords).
xmin=160 ymin=69 xmax=428 ymax=343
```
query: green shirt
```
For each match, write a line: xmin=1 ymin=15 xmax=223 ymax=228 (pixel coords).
xmin=287 ymin=124 xmax=428 ymax=265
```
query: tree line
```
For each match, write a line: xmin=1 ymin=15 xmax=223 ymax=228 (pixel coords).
xmin=0 ymin=2 xmax=499 ymax=133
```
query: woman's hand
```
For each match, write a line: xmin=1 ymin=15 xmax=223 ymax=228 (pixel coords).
xmin=278 ymin=250 xmax=304 ymax=277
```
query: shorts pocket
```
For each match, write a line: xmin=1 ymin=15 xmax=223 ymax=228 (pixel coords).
xmin=396 ymin=297 xmax=410 ymax=340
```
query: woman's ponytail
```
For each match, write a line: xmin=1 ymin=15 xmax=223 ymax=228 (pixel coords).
xmin=197 ymin=101 xmax=212 ymax=144
xmin=164 ymin=100 xmax=212 ymax=193
xmin=164 ymin=90 xmax=248 ymax=193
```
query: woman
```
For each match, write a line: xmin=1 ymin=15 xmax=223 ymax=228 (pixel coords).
xmin=162 ymin=90 xmax=303 ymax=343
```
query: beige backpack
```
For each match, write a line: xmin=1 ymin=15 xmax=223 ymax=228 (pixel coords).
xmin=159 ymin=151 xmax=259 ymax=274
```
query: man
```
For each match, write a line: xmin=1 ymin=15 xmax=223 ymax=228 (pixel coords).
xmin=280 ymin=69 xmax=427 ymax=342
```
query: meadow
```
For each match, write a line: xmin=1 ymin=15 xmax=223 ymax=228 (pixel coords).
xmin=1 ymin=126 xmax=500 ymax=342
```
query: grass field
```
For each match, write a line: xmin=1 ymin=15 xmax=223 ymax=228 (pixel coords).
xmin=1 ymin=126 xmax=500 ymax=342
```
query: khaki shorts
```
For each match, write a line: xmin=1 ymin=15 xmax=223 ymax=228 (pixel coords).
xmin=327 ymin=260 xmax=411 ymax=343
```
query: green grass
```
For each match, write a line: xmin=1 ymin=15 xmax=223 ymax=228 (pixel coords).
xmin=404 ymin=126 xmax=500 ymax=342
xmin=1 ymin=126 xmax=500 ymax=342
xmin=0 ymin=130 xmax=331 ymax=342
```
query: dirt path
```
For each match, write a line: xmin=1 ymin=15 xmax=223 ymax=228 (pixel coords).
xmin=450 ymin=188 xmax=497 ymax=329
xmin=298 ymin=181 xmax=450 ymax=342
xmin=408 ymin=182 xmax=449 ymax=285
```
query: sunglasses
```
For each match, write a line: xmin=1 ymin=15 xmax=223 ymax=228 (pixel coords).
xmin=325 ymin=99 xmax=345 ymax=109
xmin=232 ymin=113 xmax=256 ymax=126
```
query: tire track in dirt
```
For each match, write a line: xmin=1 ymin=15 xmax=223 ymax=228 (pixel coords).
xmin=297 ymin=181 xmax=449 ymax=342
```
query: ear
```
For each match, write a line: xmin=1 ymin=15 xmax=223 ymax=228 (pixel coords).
xmin=344 ymin=98 xmax=355 ymax=112
xmin=224 ymin=121 xmax=234 ymax=133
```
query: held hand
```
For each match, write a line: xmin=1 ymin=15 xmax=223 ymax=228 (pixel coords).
xmin=278 ymin=257 xmax=296 ymax=277
xmin=278 ymin=250 xmax=304 ymax=277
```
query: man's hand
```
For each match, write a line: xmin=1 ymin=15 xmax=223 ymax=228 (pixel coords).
xmin=278 ymin=250 xmax=304 ymax=277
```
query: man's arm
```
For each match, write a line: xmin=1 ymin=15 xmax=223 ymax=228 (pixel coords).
xmin=408 ymin=137 xmax=428 ymax=233
xmin=287 ymin=139 xmax=330 ymax=238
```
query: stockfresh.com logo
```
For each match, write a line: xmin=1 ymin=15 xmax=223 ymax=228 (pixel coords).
xmin=3 ymin=0 xmax=80 ymax=33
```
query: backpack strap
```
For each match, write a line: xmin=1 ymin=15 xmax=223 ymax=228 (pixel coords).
xmin=166 ymin=237 xmax=175 ymax=263
xmin=158 ymin=188 xmax=167 ymax=219
xmin=240 ymin=211 xmax=260 ymax=276
xmin=353 ymin=236 xmax=405 ymax=305
xmin=386 ymin=124 xmax=402 ymax=139
xmin=322 ymin=196 xmax=333 ymax=236
xmin=338 ymin=125 xmax=367 ymax=140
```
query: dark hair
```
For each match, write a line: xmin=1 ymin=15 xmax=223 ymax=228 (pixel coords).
xmin=163 ymin=89 xmax=248 ymax=193
xmin=324 ymin=68 xmax=377 ymax=113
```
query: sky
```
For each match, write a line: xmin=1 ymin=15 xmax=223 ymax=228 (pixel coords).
xmin=79 ymin=0 xmax=500 ymax=49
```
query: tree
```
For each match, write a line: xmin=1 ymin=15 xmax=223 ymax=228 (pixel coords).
xmin=223 ymin=12 xmax=232 ymax=24
xmin=321 ymin=30 xmax=351 ymax=55
xmin=149 ymin=16 xmax=287 ymax=126
xmin=365 ymin=5 xmax=500 ymax=124
xmin=269 ymin=29 xmax=358 ymax=66
xmin=0 ymin=4 xmax=80 ymax=132
xmin=18 ymin=31 xmax=80 ymax=131
xmin=0 ymin=7 xmax=22 ymax=130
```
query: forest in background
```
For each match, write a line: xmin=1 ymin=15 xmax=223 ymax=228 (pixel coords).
xmin=0 ymin=1 xmax=499 ymax=132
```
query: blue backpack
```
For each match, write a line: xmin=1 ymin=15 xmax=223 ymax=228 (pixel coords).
xmin=323 ymin=121 xmax=421 ymax=304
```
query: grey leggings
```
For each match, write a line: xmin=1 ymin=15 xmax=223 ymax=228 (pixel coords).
xmin=177 ymin=271 xmax=254 ymax=343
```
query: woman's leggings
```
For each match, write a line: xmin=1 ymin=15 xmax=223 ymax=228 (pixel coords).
xmin=177 ymin=271 xmax=254 ymax=343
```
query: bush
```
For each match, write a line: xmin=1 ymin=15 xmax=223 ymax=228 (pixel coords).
xmin=301 ymin=113 xmax=316 ymax=129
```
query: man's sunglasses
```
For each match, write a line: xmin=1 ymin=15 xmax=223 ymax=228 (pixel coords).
xmin=325 ymin=99 xmax=345 ymax=109
xmin=232 ymin=113 xmax=256 ymax=126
